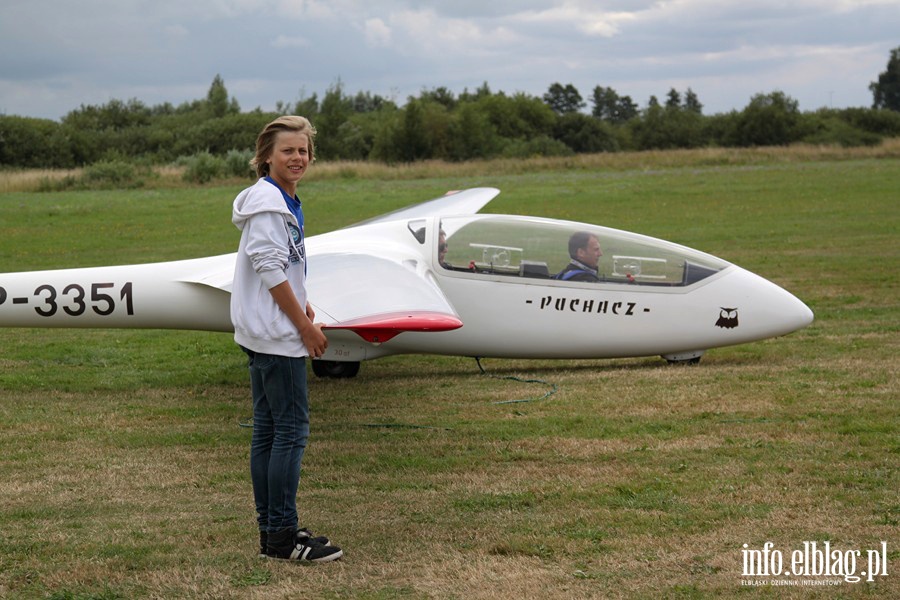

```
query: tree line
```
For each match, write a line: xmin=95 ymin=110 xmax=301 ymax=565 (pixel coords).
xmin=2 ymin=46 xmax=899 ymax=171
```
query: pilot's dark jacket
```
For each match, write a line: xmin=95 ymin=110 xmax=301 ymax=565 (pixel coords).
xmin=554 ymin=260 xmax=601 ymax=282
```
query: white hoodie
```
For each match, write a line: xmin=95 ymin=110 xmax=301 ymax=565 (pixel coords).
xmin=230 ymin=178 xmax=309 ymax=357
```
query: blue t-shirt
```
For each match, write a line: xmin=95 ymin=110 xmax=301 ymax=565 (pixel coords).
xmin=265 ymin=176 xmax=306 ymax=273
xmin=265 ymin=176 xmax=304 ymax=229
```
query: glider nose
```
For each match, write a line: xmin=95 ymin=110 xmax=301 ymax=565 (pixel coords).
xmin=768 ymin=274 xmax=814 ymax=335
xmin=789 ymin=294 xmax=815 ymax=331
xmin=723 ymin=267 xmax=814 ymax=340
xmin=768 ymin=287 xmax=814 ymax=338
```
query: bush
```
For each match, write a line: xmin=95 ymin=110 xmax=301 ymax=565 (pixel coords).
xmin=501 ymin=135 xmax=574 ymax=158
xmin=35 ymin=159 xmax=150 ymax=192
xmin=731 ymin=91 xmax=803 ymax=147
xmin=0 ymin=115 xmax=74 ymax=168
xmin=628 ymin=106 xmax=708 ymax=150
xmin=800 ymin=115 xmax=883 ymax=147
xmin=224 ymin=148 xmax=255 ymax=179
xmin=81 ymin=160 xmax=147 ymax=189
xmin=180 ymin=152 xmax=225 ymax=184
xmin=554 ymin=113 xmax=620 ymax=153
xmin=835 ymin=107 xmax=900 ymax=137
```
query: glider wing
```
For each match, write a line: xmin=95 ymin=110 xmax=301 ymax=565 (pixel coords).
xmin=346 ymin=187 xmax=499 ymax=228
xmin=307 ymin=252 xmax=461 ymax=343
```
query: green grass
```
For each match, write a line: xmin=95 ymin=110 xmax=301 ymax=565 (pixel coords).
xmin=0 ymin=151 xmax=898 ymax=599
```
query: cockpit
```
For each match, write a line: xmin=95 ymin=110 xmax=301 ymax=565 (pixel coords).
xmin=412 ymin=215 xmax=729 ymax=287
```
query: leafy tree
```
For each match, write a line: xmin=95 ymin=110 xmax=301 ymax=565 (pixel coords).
xmin=591 ymin=86 xmax=615 ymax=120
xmin=309 ymin=88 xmax=394 ymax=160
xmin=447 ymin=102 xmax=499 ymax=161
xmin=834 ymin=106 xmax=900 ymax=136
xmin=800 ymin=109 xmax=883 ymax=147
xmin=291 ymin=91 xmax=319 ymax=118
xmin=476 ymin=92 xmax=555 ymax=141
xmin=420 ymin=86 xmax=457 ymax=109
xmin=543 ymin=83 xmax=585 ymax=115
xmin=206 ymin=75 xmax=232 ymax=118
xmin=459 ymin=82 xmax=493 ymax=103
xmin=417 ymin=98 xmax=453 ymax=159
xmin=506 ymin=92 xmax=558 ymax=137
xmin=500 ymin=135 xmax=573 ymax=159
xmin=683 ymin=88 xmax=703 ymax=114
xmin=150 ymin=102 xmax=176 ymax=117
xmin=314 ymin=81 xmax=354 ymax=159
xmin=14 ymin=73 xmax=900 ymax=171
xmin=184 ymin=112 xmax=275 ymax=155
xmin=0 ymin=116 xmax=73 ymax=168
xmin=60 ymin=99 xmax=154 ymax=164
xmin=368 ymin=110 xmax=402 ymax=163
xmin=665 ymin=88 xmax=682 ymax=110
xmin=63 ymin=98 xmax=151 ymax=132
xmin=630 ymin=102 xmax=706 ymax=150
xmin=628 ymin=88 xmax=707 ymax=149
xmin=732 ymin=91 xmax=802 ymax=146
xmin=350 ymin=90 xmax=389 ymax=113
xmin=591 ymin=86 xmax=638 ymax=124
xmin=870 ymin=46 xmax=900 ymax=111
xmin=332 ymin=118 xmax=371 ymax=160
xmin=395 ymin=98 xmax=430 ymax=162
xmin=554 ymin=112 xmax=619 ymax=152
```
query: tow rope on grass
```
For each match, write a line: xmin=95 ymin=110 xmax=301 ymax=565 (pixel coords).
xmin=475 ymin=357 xmax=558 ymax=404
xmin=239 ymin=357 xmax=559 ymax=428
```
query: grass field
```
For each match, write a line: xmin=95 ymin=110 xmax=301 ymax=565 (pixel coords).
xmin=0 ymin=148 xmax=897 ymax=599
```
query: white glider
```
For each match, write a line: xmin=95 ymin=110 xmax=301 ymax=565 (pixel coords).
xmin=0 ymin=187 xmax=813 ymax=377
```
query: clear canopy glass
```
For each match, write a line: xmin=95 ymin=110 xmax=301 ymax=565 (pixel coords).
xmin=434 ymin=215 xmax=729 ymax=287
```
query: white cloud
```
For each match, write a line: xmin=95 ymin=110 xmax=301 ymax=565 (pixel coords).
xmin=272 ymin=35 xmax=311 ymax=48
xmin=577 ymin=11 xmax=637 ymax=37
xmin=514 ymin=3 xmax=638 ymax=38
xmin=386 ymin=8 xmax=522 ymax=59
xmin=275 ymin=0 xmax=338 ymax=19
xmin=164 ymin=24 xmax=189 ymax=38
xmin=363 ymin=18 xmax=392 ymax=48
xmin=1 ymin=0 xmax=898 ymax=119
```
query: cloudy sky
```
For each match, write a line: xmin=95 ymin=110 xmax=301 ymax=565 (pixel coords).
xmin=2 ymin=0 xmax=898 ymax=121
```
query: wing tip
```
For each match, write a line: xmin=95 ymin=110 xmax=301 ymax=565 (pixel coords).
xmin=323 ymin=311 xmax=462 ymax=344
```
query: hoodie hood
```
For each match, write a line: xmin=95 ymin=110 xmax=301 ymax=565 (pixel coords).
xmin=232 ymin=178 xmax=293 ymax=231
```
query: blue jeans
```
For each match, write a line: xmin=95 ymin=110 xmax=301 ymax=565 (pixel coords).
xmin=242 ymin=347 xmax=310 ymax=534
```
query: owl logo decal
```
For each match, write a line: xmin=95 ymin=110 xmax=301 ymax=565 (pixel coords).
xmin=716 ymin=307 xmax=739 ymax=329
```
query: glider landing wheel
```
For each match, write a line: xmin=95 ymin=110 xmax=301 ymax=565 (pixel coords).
xmin=312 ymin=360 xmax=361 ymax=379
xmin=661 ymin=351 xmax=705 ymax=365
xmin=666 ymin=356 xmax=702 ymax=365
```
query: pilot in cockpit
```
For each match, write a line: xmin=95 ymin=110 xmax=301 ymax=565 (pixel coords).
xmin=554 ymin=231 xmax=603 ymax=282
xmin=438 ymin=230 xmax=449 ymax=268
xmin=413 ymin=226 xmax=450 ymax=268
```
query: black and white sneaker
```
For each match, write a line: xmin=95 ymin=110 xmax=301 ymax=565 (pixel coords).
xmin=259 ymin=528 xmax=330 ymax=557
xmin=298 ymin=527 xmax=330 ymax=547
xmin=266 ymin=527 xmax=343 ymax=563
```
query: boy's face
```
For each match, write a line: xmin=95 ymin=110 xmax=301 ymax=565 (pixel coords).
xmin=267 ymin=130 xmax=310 ymax=191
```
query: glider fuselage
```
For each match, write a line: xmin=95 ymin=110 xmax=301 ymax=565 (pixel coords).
xmin=0 ymin=188 xmax=813 ymax=368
